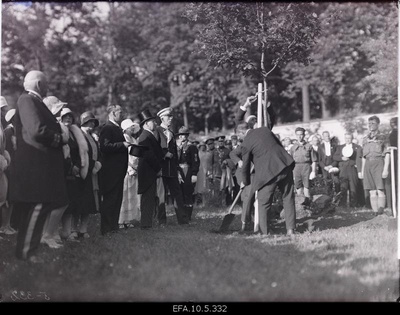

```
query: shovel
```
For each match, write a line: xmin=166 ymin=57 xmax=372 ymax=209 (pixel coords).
xmin=217 ymin=187 xmax=244 ymax=232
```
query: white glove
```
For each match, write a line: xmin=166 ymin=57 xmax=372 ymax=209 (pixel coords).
xmin=237 ymin=160 xmax=243 ymax=168
xmin=92 ymin=161 xmax=102 ymax=174
xmin=309 ymin=171 xmax=316 ymax=180
xmin=191 ymin=175 xmax=197 ymax=184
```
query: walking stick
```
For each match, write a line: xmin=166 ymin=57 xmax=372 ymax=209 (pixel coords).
xmin=389 ymin=146 xmax=397 ymax=218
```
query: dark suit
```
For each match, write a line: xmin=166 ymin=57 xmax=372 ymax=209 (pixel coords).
xmin=99 ymin=120 xmax=128 ymax=234
xmin=333 ymin=144 xmax=361 ymax=207
xmin=318 ymin=141 xmax=339 ymax=193
xmin=137 ymin=129 xmax=164 ymax=228
xmin=154 ymin=126 xmax=188 ymax=225
xmin=242 ymin=127 xmax=295 ymax=234
xmin=177 ymin=142 xmax=200 ymax=219
xmin=10 ymin=91 xmax=68 ymax=260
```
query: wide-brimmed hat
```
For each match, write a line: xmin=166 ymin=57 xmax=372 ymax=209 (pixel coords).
xmin=177 ymin=126 xmax=190 ymax=135
xmin=198 ymin=141 xmax=206 ymax=148
xmin=80 ymin=111 xmax=99 ymax=127
xmin=5 ymin=109 xmax=16 ymax=123
xmin=157 ymin=107 xmax=173 ymax=118
xmin=43 ymin=96 xmax=67 ymax=116
xmin=215 ymin=135 xmax=226 ymax=142
xmin=342 ymin=145 xmax=354 ymax=158
xmin=129 ymin=144 xmax=149 ymax=157
xmin=138 ymin=109 xmax=156 ymax=126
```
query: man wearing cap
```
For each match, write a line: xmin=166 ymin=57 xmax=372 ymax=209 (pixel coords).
xmin=215 ymin=135 xmax=233 ymax=204
xmin=176 ymin=126 xmax=200 ymax=220
xmin=10 ymin=71 xmax=68 ymax=262
xmin=231 ymin=134 xmax=239 ymax=150
xmin=333 ymin=133 xmax=361 ymax=208
xmin=78 ymin=111 xmax=102 ymax=237
xmin=154 ymin=107 xmax=189 ymax=225
xmin=359 ymin=115 xmax=390 ymax=215
xmin=137 ymin=109 xmax=164 ymax=229
xmin=98 ymin=104 xmax=130 ymax=235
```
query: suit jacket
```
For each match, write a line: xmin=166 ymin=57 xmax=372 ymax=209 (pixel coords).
xmin=177 ymin=142 xmax=200 ymax=176
xmin=242 ymin=126 xmax=294 ymax=191
xmin=318 ymin=141 xmax=337 ymax=169
xmin=155 ymin=125 xmax=179 ymax=178
xmin=9 ymin=92 xmax=68 ymax=204
xmin=137 ymin=129 xmax=163 ymax=194
xmin=98 ymin=120 xmax=128 ymax=194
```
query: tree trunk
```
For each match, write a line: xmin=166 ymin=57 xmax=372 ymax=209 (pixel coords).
xmin=204 ymin=114 xmax=209 ymax=136
xmin=107 ymin=84 xmax=113 ymax=106
xmin=302 ymin=82 xmax=310 ymax=123
xmin=182 ymin=102 xmax=189 ymax=128
xmin=320 ymin=94 xmax=330 ymax=119
xmin=219 ymin=99 xmax=228 ymax=133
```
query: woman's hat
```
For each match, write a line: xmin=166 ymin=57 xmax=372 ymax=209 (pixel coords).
xmin=43 ymin=96 xmax=67 ymax=116
xmin=121 ymin=118 xmax=135 ymax=131
xmin=342 ymin=146 xmax=354 ymax=158
xmin=5 ymin=109 xmax=16 ymax=123
xmin=60 ymin=107 xmax=74 ymax=119
xmin=80 ymin=111 xmax=99 ymax=127
xmin=205 ymin=137 xmax=215 ymax=144
xmin=129 ymin=144 xmax=148 ymax=157
xmin=138 ymin=109 xmax=156 ymax=126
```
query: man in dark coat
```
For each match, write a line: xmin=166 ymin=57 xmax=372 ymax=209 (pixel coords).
xmin=333 ymin=133 xmax=361 ymax=207
xmin=318 ymin=131 xmax=339 ymax=193
xmin=137 ymin=110 xmax=164 ymax=229
xmin=241 ymin=125 xmax=296 ymax=235
xmin=98 ymin=104 xmax=130 ymax=235
xmin=10 ymin=71 xmax=68 ymax=262
xmin=154 ymin=107 xmax=189 ymax=225
xmin=176 ymin=126 xmax=200 ymax=221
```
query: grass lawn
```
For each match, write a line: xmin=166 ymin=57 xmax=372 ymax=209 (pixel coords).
xmin=0 ymin=204 xmax=398 ymax=302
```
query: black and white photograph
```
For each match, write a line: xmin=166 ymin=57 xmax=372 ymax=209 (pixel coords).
xmin=0 ymin=1 xmax=399 ymax=304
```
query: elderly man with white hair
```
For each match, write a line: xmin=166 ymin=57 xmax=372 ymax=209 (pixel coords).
xmin=10 ymin=71 xmax=68 ymax=263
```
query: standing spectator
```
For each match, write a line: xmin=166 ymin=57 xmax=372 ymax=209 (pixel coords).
xmin=203 ymin=137 xmax=218 ymax=196
xmin=76 ymin=111 xmax=102 ymax=238
xmin=310 ymin=135 xmax=321 ymax=175
xmin=118 ymin=119 xmax=141 ymax=228
xmin=154 ymin=107 xmax=189 ymax=226
xmin=137 ymin=110 xmax=164 ymax=229
xmin=318 ymin=131 xmax=340 ymax=194
xmin=194 ymin=141 xmax=207 ymax=206
xmin=290 ymin=127 xmax=317 ymax=206
xmin=216 ymin=136 xmax=233 ymax=205
xmin=176 ymin=126 xmax=200 ymax=221
xmin=0 ymin=97 xmax=12 ymax=235
xmin=59 ymin=108 xmax=89 ymax=241
xmin=40 ymin=96 xmax=69 ymax=248
xmin=359 ymin=116 xmax=390 ymax=215
xmin=10 ymin=71 xmax=68 ymax=262
xmin=242 ymin=124 xmax=296 ymax=235
xmin=231 ymin=134 xmax=239 ymax=150
xmin=388 ymin=117 xmax=398 ymax=213
xmin=333 ymin=133 xmax=361 ymax=208
xmin=99 ymin=105 xmax=130 ymax=235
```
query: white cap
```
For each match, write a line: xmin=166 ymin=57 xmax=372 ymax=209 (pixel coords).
xmin=121 ymin=119 xmax=135 ymax=131
xmin=157 ymin=107 xmax=172 ymax=118
xmin=60 ymin=107 xmax=73 ymax=118
xmin=245 ymin=115 xmax=257 ymax=123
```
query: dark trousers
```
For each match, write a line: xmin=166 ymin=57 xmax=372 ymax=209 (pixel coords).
xmin=140 ymin=180 xmax=157 ymax=228
xmin=180 ymin=176 xmax=196 ymax=220
xmin=257 ymin=167 xmax=296 ymax=234
xmin=100 ymin=179 xmax=124 ymax=235
xmin=15 ymin=202 xmax=59 ymax=260
xmin=322 ymin=169 xmax=340 ymax=194
xmin=338 ymin=166 xmax=360 ymax=207
xmin=242 ymin=173 xmax=255 ymax=224
xmin=157 ymin=176 xmax=188 ymax=225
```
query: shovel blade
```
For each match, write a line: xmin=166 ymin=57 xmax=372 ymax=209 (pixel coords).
xmin=219 ymin=213 xmax=236 ymax=232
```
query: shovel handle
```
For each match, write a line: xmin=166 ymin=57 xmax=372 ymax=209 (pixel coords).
xmin=227 ymin=187 xmax=244 ymax=214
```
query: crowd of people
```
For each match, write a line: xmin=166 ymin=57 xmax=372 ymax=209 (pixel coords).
xmin=0 ymin=70 xmax=397 ymax=263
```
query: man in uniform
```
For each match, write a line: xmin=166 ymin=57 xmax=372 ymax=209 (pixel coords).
xmin=289 ymin=127 xmax=317 ymax=206
xmin=359 ymin=116 xmax=390 ymax=215
xmin=154 ymin=107 xmax=189 ymax=225
xmin=176 ymin=126 xmax=200 ymax=221
xmin=215 ymin=136 xmax=232 ymax=205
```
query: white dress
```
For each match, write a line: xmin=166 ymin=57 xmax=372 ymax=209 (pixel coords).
xmin=119 ymin=134 xmax=140 ymax=224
